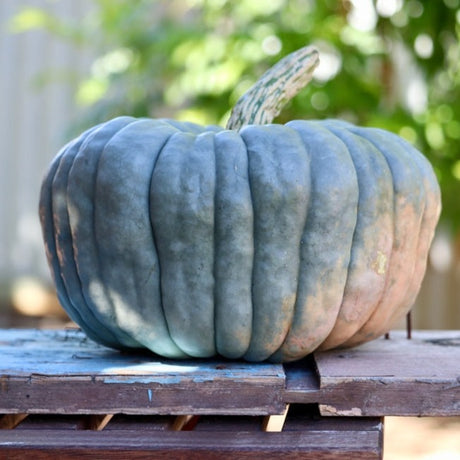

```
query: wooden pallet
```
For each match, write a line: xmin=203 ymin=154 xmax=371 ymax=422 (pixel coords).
xmin=0 ymin=410 xmax=384 ymax=459
xmin=0 ymin=329 xmax=459 ymax=459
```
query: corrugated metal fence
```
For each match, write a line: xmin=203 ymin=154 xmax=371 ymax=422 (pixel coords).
xmin=1 ymin=0 xmax=459 ymax=328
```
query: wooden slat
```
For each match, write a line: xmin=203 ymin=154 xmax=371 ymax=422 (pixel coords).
xmin=0 ymin=422 xmax=383 ymax=459
xmin=0 ymin=413 xmax=28 ymax=429
xmin=318 ymin=330 xmax=460 ymax=381
xmin=170 ymin=415 xmax=194 ymax=431
xmin=0 ymin=329 xmax=285 ymax=416
xmin=1 ymin=329 xmax=460 ymax=418
xmin=262 ymin=404 xmax=290 ymax=432
xmin=85 ymin=414 xmax=113 ymax=431
xmin=1 ymin=374 xmax=285 ymax=416
xmin=285 ymin=330 xmax=460 ymax=416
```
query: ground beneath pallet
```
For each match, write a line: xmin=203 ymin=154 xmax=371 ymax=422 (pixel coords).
xmin=384 ymin=416 xmax=460 ymax=459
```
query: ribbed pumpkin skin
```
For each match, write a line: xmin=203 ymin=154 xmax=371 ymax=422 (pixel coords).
xmin=39 ymin=117 xmax=441 ymax=362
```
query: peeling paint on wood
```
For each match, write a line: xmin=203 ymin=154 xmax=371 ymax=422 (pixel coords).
xmin=0 ymin=329 xmax=459 ymax=418
xmin=285 ymin=330 xmax=460 ymax=416
xmin=0 ymin=329 xmax=285 ymax=415
xmin=320 ymin=405 xmax=363 ymax=417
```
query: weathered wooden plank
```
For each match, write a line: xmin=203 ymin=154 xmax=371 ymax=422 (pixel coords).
xmin=0 ymin=422 xmax=383 ymax=459
xmin=1 ymin=329 xmax=460 ymax=417
xmin=0 ymin=329 xmax=285 ymax=415
xmin=0 ymin=374 xmax=285 ymax=415
xmin=0 ymin=329 xmax=280 ymax=377
xmin=317 ymin=330 xmax=460 ymax=381
xmin=284 ymin=331 xmax=460 ymax=416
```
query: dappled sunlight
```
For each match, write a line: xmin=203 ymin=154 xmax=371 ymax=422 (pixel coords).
xmin=101 ymin=361 xmax=201 ymax=375
xmin=347 ymin=0 xmax=378 ymax=32
xmin=311 ymin=41 xmax=342 ymax=83
xmin=414 ymin=33 xmax=434 ymax=59
xmin=375 ymin=0 xmax=403 ymax=18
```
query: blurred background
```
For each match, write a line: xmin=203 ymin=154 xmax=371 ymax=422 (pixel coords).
xmin=1 ymin=0 xmax=459 ymax=329
xmin=1 ymin=2 xmax=460 ymax=458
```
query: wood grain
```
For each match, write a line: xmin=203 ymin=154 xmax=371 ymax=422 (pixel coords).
xmin=1 ymin=329 xmax=459 ymax=418
xmin=284 ymin=330 xmax=460 ymax=416
xmin=317 ymin=330 xmax=460 ymax=381
xmin=0 ymin=329 xmax=285 ymax=415
xmin=0 ymin=419 xmax=383 ymax=459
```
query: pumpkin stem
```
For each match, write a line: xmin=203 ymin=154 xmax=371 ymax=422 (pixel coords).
xmin=226 ymin=45 xmax=320 ymax=131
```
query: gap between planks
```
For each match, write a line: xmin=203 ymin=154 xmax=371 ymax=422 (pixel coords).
xmin=262 ymin=405 xmax=290 ymax=432
xmin=85 ymin=414 xmax=114 ymax=431
xmin=79 ymin=409 xmax=292 ymax=433
xmin=170 ymin=405 xmax=291 ymax=433
xmin=0 ymin=414 xmax=28 ymax=429
xmin=87 ymin=414 xmax=203 ymax=432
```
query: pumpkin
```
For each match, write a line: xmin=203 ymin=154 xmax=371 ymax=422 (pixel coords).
xmin=39 ymin=46 xmax=441 ymax=362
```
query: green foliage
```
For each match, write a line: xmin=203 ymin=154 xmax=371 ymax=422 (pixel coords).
xmin=12 ymin=0 xmax=460 ymax=228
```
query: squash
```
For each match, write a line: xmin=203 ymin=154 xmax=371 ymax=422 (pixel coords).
xmin=39 ymin=46 xmax=441 ymax=362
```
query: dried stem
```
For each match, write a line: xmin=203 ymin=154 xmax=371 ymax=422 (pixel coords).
xmin=226 ymin=45 xmax=320 ymax=130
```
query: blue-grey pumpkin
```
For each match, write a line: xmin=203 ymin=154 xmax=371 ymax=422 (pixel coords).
xmin=39 ymin=116 xmax=441 ymax=362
